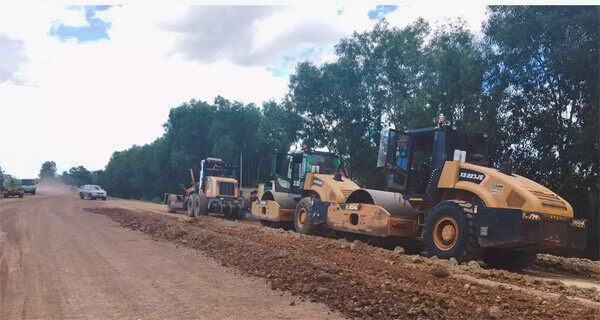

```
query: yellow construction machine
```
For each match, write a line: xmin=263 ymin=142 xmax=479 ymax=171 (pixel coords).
xmin=255 ymin=120 xmax=587 ymax=270
xmin=251 ymin=147 xmax=359 ymax=232
xmin=327 ymin=121 xmax=586 ymax=269
xmin=165 ymin=157 xmax=245 ymax=219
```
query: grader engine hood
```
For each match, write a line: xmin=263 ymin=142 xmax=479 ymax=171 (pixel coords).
xmin=205 ymin=176 xmax=238 ymax=198
xmin=438 ymin=161 xmax=574 ymax=218
xmin=304 ymin=173 xmax=360 ymax=202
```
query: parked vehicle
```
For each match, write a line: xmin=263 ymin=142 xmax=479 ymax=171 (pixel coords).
xmin=2 ymin=177 xmax=24 ymax=198
xmin=22 ymin=179 xmax=37 ymax=195
xmin=79 ymin=185 xmax=107 ymax=200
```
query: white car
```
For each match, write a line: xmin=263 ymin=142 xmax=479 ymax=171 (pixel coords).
xmin=79 ymin=185 xmax=107 ymax=200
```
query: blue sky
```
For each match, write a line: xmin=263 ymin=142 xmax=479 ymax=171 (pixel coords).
xmin=0 ymin=5 xmax=488 ymax=177
xmin=49 ymin=6 xmax=111 ymax=42
xmin=368 ymin=5 xmax=399 ymax=20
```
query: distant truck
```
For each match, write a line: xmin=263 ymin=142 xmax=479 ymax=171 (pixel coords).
xmin=21 ymin=179 xmax=37 ymax=195
xmin=2 ymin=177 xmax=24 ymax=198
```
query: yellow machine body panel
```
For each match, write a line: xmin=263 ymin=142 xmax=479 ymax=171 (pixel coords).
xmin=303 ymin=173 xmax=360 ymax=202
xmin=203 ymin=176 xmax=238 ymax=198
xmin=327 ymin=203 xmax=417 ymax=237
xmin=251 ymin=173 xmax=360 ymax=223
xmin=438 ymin=161 xmax=573 ymax=218
xmin=251 ymin=199 xmax=295 ymax=222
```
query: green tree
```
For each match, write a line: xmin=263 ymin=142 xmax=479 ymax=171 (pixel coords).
xmin=39 ymin=161 xmax=57 ymax=179
xmin=484 ymin=6 xmax=599 ymax=256
xmin=288 ymin=19 xmax=486 ymax=186
xmin=61 ymin=166 xmax=92 ymax=187
xmin=0 ymin=166 xmax=4 ymax=187
xmin=100 ymin=98 xmax=299 ymax=200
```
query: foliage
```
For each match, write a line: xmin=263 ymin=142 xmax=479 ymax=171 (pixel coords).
xmin=483 ymin=6 xmax=599 ymax=255
xmin=0 ymin=166 xmax=4 ymax=188
xmin=288 ymin=19 xmax=488 ymax=186
xmin=39 ymin=161 xmax=57 ymax=179
xmin=92 ymin=7 xmax=597 ymax=257
xmin=98 ymin=98 xmax=299 ymax=200
xmin=61 ymin=166 xmax=92 ymax=187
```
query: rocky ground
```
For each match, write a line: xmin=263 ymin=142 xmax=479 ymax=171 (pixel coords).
xmin=86 ymin=200 xmax=600 ymax=320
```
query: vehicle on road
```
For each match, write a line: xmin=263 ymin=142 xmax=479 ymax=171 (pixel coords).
xmin=164 ymin=157 xmax=245 ymax=219
xmin=22 ymin=179 xmax=37 ymax=195
xmin=2 ymin=176 xmax=24 ymax=198
xmin=253 ymin=118 xmax=587 ymax=270
xmin=79 ymin=185 xmax=107 ymax=200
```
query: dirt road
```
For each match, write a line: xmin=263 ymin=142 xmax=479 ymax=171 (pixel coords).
xmin=91 ymin=200 xmax=600 ymax=319
xmin=0 ymin=186 xmax=341 ymax=319
xmin=2 ymin=187 xmax=600 ymax=319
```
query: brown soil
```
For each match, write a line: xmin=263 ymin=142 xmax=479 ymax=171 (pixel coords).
xmin=0 ymin=186 xmax=341 ymax=319
xmin=85 ymin=197 xmax=600 ymax=320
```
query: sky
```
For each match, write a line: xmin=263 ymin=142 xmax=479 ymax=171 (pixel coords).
xmin=0 ymin=4 xmax=488 ymax=178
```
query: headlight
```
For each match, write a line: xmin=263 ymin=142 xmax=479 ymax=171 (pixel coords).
xmin=572 ymin=220 xmax=586 ymax=228
xmin=522 ymin=212 xmax=541 ymax=221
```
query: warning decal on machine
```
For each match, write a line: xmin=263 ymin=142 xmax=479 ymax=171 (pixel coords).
xmin=491 ymin=183 xmax=504 ymax=195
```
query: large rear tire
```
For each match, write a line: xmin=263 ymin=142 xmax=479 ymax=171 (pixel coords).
xmin=482 ymin=248 xmax=535 ymax=271
xmin=423 ymin=200 xmax=479 ymax=262
xmin=167 ymin=200 xmax=177 ymax=213
xmin=197 ymin=193 xmax=209 ymax=216
xmin=294 ymin=197 xmax=323 ymax=235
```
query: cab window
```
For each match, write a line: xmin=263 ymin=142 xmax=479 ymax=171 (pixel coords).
xmin=407 ymin=132 xmax=434 ymax=193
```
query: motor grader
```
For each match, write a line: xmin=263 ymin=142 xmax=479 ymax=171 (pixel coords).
xmin=254 ymin=121 xmax=587 ymax=270
xmin=164 ymin=157 xmax=245 ymax=219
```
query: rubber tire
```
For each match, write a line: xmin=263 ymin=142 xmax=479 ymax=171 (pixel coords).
xmin=187 ymin=194 xmax=197 ymax=217
xmin=482 ymin=248 xmax=535 ymax=271
xmin=102 ymin=197 xmax=107 ymax=201
xmin=79 ymin=193 xmax=84 ymax=199
xmin=91 ymin=196 xmax=96 ymax=200
xmin=196 ymin=193 xmax=209 ymax=216
xmin=293 ymin=197 xmax=322 ymax=235
xmin=167 ymin=200 xmax=177 ymax=213
xmin=32 ymin=191 xmax=36 ymax=195
xmin=423 ymin=200 xmax=479 ymax=262
xmin=18 ymin=194 xmax=23 ymax=198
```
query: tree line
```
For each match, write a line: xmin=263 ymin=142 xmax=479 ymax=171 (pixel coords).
xmin=53 ymin=7 xmax=597 ymax=256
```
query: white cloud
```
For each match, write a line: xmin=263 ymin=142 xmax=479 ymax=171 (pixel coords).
xmin=0 ymin=33 xmax=26 ymax=81
xmin=385 ymin=4 xmax=487 ymax=35
xmin=0 ymin=4 xmax=487 ymax=178
xmin=52 ymin=6 xmax=89 ymax=28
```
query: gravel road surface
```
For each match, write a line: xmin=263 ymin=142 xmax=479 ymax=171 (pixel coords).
xmin=0 ymin=186 xmax=341 ymax=319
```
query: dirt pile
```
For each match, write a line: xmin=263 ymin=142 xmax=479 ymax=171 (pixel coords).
xmin=533 ymin=254 xmax=600 ymax=281
xmin=86 ymin=207 xmax=600 ymax=319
